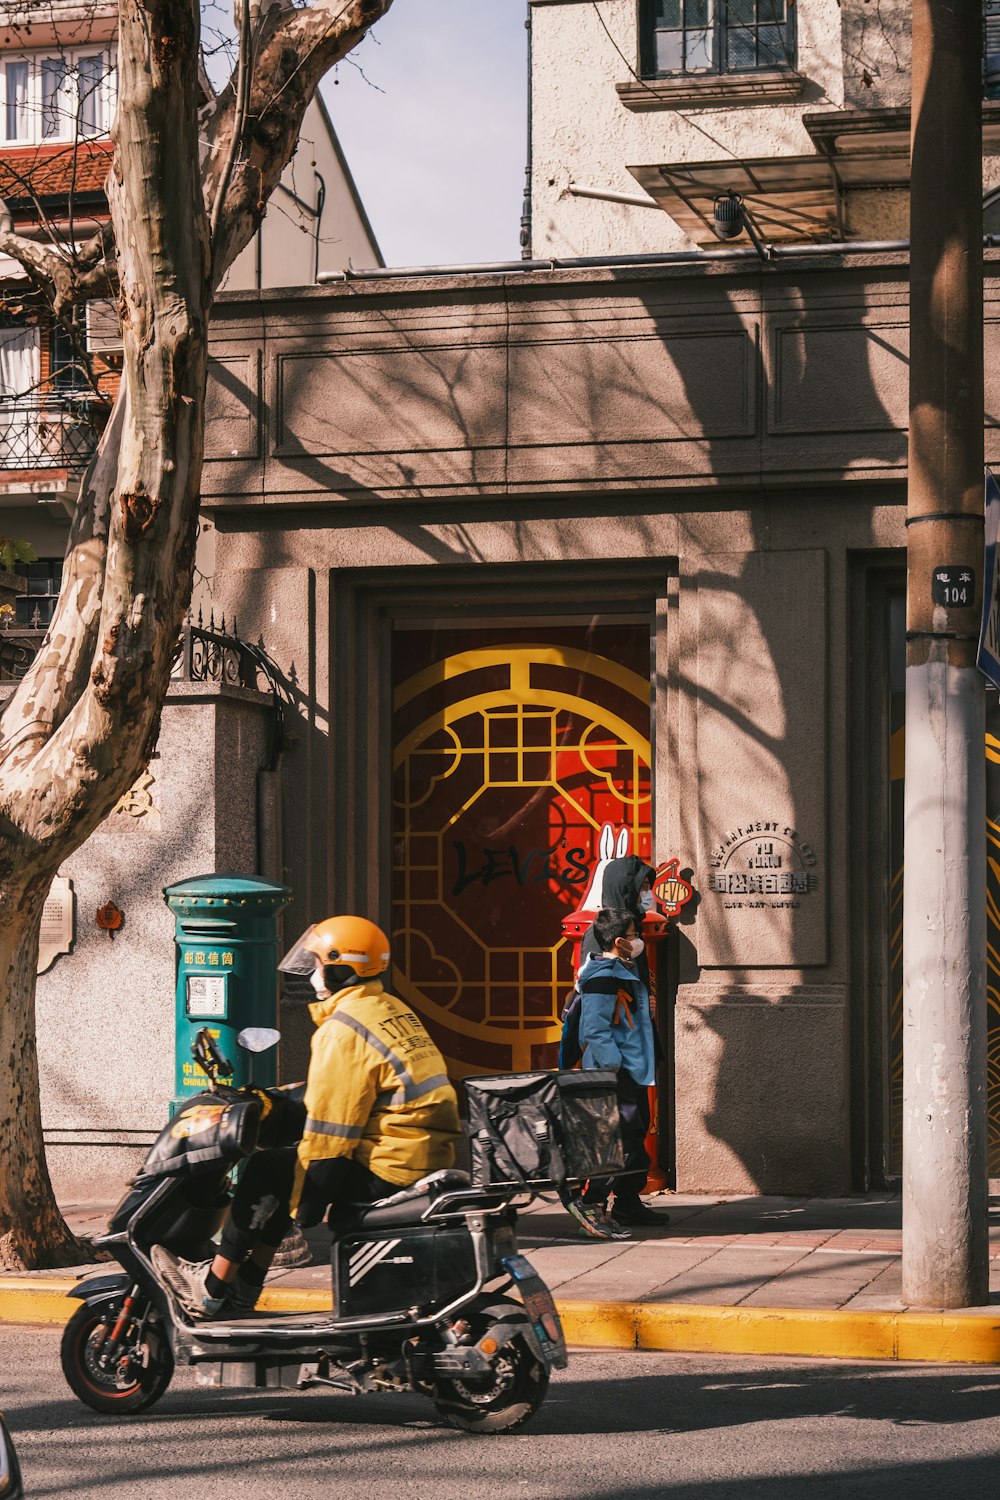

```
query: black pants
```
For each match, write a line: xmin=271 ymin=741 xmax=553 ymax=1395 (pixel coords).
xmin=218 ymin=1148 xmax=395 ymax=1264
xmin=581 ymin=1071 xmax=650 ymax=1211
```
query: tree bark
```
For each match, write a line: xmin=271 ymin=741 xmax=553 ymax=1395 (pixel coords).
xmin=0 ymin=0 xmax=396 ymax=1268
xmin=0 ymin=877 xmax=80 ymax=1267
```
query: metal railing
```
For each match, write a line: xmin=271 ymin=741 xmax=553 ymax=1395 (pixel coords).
xmin=172 ymin=613 xmax=289 ymax=763
xmin=0 ymin=626 xmax=45 ymax=681
xmin=1 ymin=611 xmax=283 ymax=712
xmin=0 ymin=393 xmax=110 ymax=472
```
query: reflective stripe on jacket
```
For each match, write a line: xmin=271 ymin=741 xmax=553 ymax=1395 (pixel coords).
xmin=296 ymin=979 xmax=460 ymax=1191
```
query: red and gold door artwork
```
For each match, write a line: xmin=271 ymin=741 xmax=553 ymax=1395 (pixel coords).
xmin=391 ymin=623 xmax=652 ymax=1079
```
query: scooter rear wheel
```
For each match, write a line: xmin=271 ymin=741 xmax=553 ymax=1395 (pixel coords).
xmin=433 ymin=1332 xmax=549 ymax=1435
xmin=61 ymin=1300 xmax=174 ymax=1415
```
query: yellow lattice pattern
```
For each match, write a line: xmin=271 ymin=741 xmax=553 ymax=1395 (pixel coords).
xmin=392 ymin=645 xmax=651 ymax=1073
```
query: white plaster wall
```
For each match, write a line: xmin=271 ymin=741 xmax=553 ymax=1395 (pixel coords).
xmin=840 ymin=0 xmax=911 ymax=110
xmin=529 ymin=0 xmax=846 ymax=257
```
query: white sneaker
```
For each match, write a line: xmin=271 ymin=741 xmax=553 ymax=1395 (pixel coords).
xmin=151 ymin=1246 xmax=226 ymax=1320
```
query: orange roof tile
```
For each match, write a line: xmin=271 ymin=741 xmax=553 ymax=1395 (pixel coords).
xmin=0 ymin=139 xmax=112 ymax=202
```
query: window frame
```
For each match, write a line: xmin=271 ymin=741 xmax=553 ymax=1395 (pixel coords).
xmin=14 ymin=558 xmax=62 ymax=628
xmin=4 ymin=60 xmax=30 ymax=143
xmin=986 ymin=0 xmax=1000 ymax=99
xmin=0 ymin=47 xmax=116 ymax=146
xmin=639 ymin=0 xmax=797 ymax=81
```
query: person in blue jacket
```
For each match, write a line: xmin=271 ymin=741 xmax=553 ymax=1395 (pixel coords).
xmin=567 ymin=907 xmax=671 ymax=1240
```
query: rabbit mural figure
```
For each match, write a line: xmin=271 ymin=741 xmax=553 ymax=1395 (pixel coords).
xmin=578 ymin=825 xmax=631 ymax=913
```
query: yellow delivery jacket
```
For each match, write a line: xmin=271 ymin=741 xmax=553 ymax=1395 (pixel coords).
xmin=297 ymin=980 xmax=460 ymax=1189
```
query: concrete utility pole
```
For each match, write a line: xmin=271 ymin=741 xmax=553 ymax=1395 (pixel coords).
xmin=903 ymin=0 xmax=988 ymax=1308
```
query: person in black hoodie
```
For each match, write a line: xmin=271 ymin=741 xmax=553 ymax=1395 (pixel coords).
xmin=579 ymin=854 xmax=656 ymax=991
xmin=575 ymin=854 xmax=670 ymax=1230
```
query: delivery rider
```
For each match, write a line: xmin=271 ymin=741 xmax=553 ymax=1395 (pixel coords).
xmin=152 ymin=915 xmax=460 ymax=1320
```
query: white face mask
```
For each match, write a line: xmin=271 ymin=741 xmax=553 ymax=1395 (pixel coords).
xmin=310 ymin=968 xmax=331 ymax=998
xmin=617 ymin=936 xmax=644 ymax=960
xmin=639 ymin=891 xmax=655 ymax=913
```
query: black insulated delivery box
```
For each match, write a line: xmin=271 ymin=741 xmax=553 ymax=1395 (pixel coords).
xmin=465 ymin=1069 xmax=624 ymax=1191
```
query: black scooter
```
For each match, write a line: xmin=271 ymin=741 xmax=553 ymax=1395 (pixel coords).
xmin=60 ymin=1028 xmax=566 ymax=1435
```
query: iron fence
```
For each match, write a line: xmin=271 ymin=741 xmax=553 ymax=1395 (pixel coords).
xmin=0 ymin=614 xmax=284 ymax=716
xmin=0 ymin=627 xmax=44 ymax=681
xmin=0 ymin=394 xmax=109 ymax=471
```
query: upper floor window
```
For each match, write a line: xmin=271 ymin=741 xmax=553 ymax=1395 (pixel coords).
xmin=0 ymin=49 xmax=114 ymax=145
xmin=77 ymin=53 xmax=105 ymax=136
xmin=640 ymin=0 xmax=794 ymax=78
xmin=986 ymin=2 xmax=1000 ymax=98
xmin=50 ymin=311 xmax=88 ymax=391
xmin=5 ymin=62 xmax=28 ymax=140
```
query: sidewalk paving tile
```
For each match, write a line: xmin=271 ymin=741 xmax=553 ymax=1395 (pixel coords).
xmin=743 ymin=1259 xmax=901 ymax=1310
xmin=541 ymin=1245 xmax=720 ymax=1302
xmin=640 ymin=1247 xmax=811 ymax=1306
xmin=840 ymin=1261 xmax=905 ymax=1310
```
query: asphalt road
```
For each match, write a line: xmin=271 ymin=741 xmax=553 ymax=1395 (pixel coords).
xmin=3 ymin=1325 xmax=1000 ymax=1500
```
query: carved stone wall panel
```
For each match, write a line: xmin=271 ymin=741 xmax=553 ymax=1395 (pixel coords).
xmin=505 ymin=436 xmax=761 ymax=491
xmin=695 ymin=548 xmax=828 ymax=967
xmin=674 ymin=982 xmax=850 ymax=1193
xmin=200 ymin=258 xmax=1000 ymax=503
xmin=508 ymin=327 xmax=756 ymax=450
xmin=274 ymin=342 xmax=507 ymax=459
xmin=769 ymin=320 xmax=909 ymax=435
xmin=204 ymin=351 xmax=260 ymax=461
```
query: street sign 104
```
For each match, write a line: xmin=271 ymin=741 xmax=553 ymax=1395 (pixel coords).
xmin=932 ymin=566 xmax=975 ymax=607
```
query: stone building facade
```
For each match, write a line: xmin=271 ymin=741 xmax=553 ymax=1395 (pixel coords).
xmin=134 ymin=246 xmax=992 ymax=1201
xmin=28 ymin=3 xmax=1000 ymax=1202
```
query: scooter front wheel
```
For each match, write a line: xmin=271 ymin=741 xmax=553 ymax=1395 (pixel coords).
xmin=433 ymin=1331 xmax=549 ymax=1435
xmin=61 ymin=1300 xmax=174 ymax=1415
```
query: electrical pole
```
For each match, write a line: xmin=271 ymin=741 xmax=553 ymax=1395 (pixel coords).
xmin=903 ymin=0 xmax=988 ymax=1308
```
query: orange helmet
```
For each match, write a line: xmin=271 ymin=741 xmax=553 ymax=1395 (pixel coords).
xmin=278 ymin=915 xmax=390 ymax=981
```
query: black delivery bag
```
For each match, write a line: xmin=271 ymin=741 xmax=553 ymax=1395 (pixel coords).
xmin=465 ymin=1069 xmax=624 ymax=1190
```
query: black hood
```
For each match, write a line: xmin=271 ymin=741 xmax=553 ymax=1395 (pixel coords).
xmin=600 ymin=855 xmax=656 ymax=917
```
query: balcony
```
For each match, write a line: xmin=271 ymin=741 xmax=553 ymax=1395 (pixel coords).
xmin=0 ymin=393 xmax=110 ymax=473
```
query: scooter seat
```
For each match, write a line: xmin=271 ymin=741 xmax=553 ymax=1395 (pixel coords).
xmin=329 ymin=1169 xmax=471 ymax=1234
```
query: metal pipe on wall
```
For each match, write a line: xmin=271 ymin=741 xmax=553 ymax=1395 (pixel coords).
xmin=319 ymin=241 xmax=917 ymax=284
xmin=902 ymin=0 xmax=988 ymax=1309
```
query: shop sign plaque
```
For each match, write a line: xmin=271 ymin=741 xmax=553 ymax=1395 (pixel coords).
xmin=708 ymin=821 xmax=818 ymax=910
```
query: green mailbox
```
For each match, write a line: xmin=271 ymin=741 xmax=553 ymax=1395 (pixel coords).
xmin=164 ymin=873 xmax=292 ymax=1107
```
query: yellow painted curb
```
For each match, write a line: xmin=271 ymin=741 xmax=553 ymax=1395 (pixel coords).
xmin=0 ymin=1278 xmax=80 ymax=1326
xmin=555 ymin=1300 xmax=1000 ymax=1364
xmin=3 ymin=1280 xmax=1000 ymax=1364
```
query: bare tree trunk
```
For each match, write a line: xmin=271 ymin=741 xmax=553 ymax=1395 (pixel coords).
xmin=0 ymin=0 xmax=397 ymax=1268
xmin=0 ymin=0 xmax=211 ymax=1268
xmin=0 ymin=876 xmax=79 ymax=1266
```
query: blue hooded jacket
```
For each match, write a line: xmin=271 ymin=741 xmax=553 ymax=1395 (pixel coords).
xmin=577 ymin=955 xmax=656 ymax=1087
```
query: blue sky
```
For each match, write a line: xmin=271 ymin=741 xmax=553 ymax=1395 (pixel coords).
xmin=322 ymin=1 xmax=528 ymax=268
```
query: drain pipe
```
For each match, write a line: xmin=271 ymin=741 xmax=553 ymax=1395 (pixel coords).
xmin=313 ymin=171 xmax=327 ymax=283
xmin=520 ymin=2 xmax=532 ymax=257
